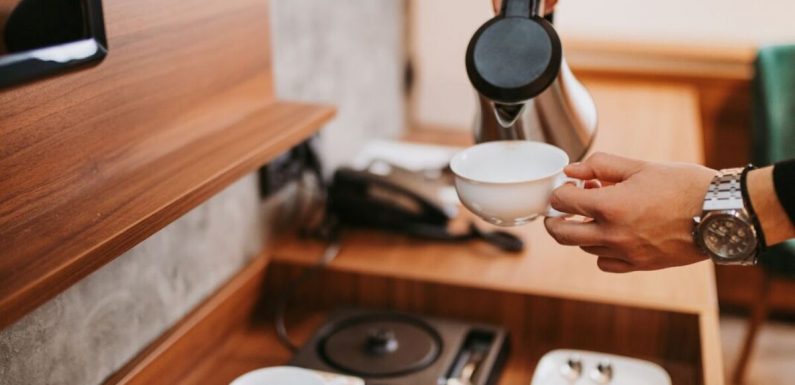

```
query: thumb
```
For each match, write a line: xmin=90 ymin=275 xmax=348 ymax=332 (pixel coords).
xmin=564 ymin=152 xmax=645 ymax=183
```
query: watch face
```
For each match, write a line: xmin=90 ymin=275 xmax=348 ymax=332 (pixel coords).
xmin=700 ymin=213 xmax=756 ymax=260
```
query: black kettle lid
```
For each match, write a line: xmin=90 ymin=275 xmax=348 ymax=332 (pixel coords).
xmin=465 ymin=0 xmax=561 ymax=104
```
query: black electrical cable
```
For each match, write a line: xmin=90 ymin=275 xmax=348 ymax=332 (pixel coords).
xmin=297 ymin=140 xmax=331 ymax=238
xmin=272 ymin=137 xmax=340 ymax=352
xmin=273 ymin=239 xmax=341 ymax=353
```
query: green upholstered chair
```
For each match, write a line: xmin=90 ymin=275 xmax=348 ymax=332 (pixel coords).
xmin=753 ymin=44 xmax=795 ymax=277
xmin=733 ymin=44 xmax=795 ymax=384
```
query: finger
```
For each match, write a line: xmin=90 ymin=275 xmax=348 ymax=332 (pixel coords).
xmin=596 ymin=257 xmax=635 ymax=273
xmin=544 ymin=217 xmax=603 ymax=246
xmin=584 ymin=179 xmax=601 ymax=189
xmin=564 ymin=152 xmax=645 ymax=183
xmin=492 ymin=0 xmax=500 ymax=13
xmin=580 ymin=245 xmax=619 ymax=257
xmin=579 ymin=246 xmax=633 ymax=264
xmin=546 ymin=0 xmax=558 ymax=13
xmin=549 ymin=183 xmax=603 ymax=218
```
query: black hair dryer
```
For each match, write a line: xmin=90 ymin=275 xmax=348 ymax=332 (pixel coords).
xmin=466 ymin=0 xmax=597 ymax=161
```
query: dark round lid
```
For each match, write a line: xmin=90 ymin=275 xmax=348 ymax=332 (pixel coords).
xmin=466 ymin=16 xmax=561 ymax=103
xmin=319 ymin=314 xmax=441 ymax=377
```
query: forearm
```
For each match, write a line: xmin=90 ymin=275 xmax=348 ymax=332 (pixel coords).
xmin=747 ymin=165 xmax=795 ymax=245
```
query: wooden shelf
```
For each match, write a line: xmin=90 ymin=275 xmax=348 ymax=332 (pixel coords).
xmin=0 ymin=100 xmax=334 ymax=330
xmin=101 ymin=81 xmax=721 ymax=385
xmin=272 ymin=81 xmax=724 ymax=385
xmin=0 ymin=0 xmax=339 ymax=330
xmin=275 ymin=81 xmax=716 ymax=315
xmin=168 ymin=314 xmax=698 ymax=385
xmin=272 ymin=226 xmax=717 ymax=315
xmin=103 ymin=254 xmax=703 ymax=385
xmin=564 ymin=37 xmax=755 ymax=81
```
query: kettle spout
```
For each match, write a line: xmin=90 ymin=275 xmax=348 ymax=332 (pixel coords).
xmin=493 ymin=103 xmax=526 ymax=128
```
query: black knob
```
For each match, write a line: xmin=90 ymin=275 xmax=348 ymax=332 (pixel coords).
xmin=590 ymin=360 xmax=614 ymax=384
xmin=365 ymin=328 xmax=399 ymax=355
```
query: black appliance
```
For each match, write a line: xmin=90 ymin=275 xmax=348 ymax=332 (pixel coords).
xmin=290 ymin=309 xmax=510 ymax=385
xmin=0 ymin=0 xmax=107 ymax=88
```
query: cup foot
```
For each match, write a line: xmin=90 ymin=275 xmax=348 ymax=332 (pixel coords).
xmin=483 ymin=214 xmax=540 ymax=227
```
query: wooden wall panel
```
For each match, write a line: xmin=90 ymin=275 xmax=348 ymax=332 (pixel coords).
xmin=716 ymin=265 xmax=795 ymax=317
xmin=0 ymin=0 xmax=334 ymax=329
xmin=567 ymin=42 xmax=755 ymax=170
xmin=573 ymin=74 xmax=753 ymax=170
xmin=96 ymin=256 xmax=710 ymax=385
xmin=694 ymin=79 xmax=753 ymax=169
xmin=264 ymin=262 xmax=705 ymax=385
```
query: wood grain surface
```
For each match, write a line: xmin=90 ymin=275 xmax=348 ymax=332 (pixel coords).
xmin=565 ymin=38 xmax=755 ymax=82
xmin=273 ymin=80 xmax=725 ymax=385
xmin=99 ymin=255 xmax=705 ymax=385
xmin=261 ymin=263 xmax=705 ymax=385
xmin=99 ymin=82 xmax=721 ymax=385
xmin=0 ymin=0 xmax=17 ymax=53
xmin=564 ymin=39 xmax=754 ymax=170
xmin=566 ymin=41 xmax=777 ymax=319
xmin=0 ymin=0 xmax=334 ymax=330
xmin=275 ymin=81 xmax=715 ymax=314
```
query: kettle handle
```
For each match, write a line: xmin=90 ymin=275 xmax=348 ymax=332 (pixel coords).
xmin=501 ymin=0 xmax=542 ymax=18
xmin=501 ymin=0 xmax=555 ymax=23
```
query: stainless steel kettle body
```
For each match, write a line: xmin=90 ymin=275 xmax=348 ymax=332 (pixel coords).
xmin=474 ymin=59 xmax=597 ymax=161
xmin=466 ymin=0 xmax=597 ymax=161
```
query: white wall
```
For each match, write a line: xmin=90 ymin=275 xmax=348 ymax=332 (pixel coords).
xmin=410 ymin=0 xmax=492 ymax=130
xmin=273 ymin=0 xmax=405 ymax=172
xmin=555 ymin=0 xmax=795 ymax=45
xmin=411 ymin=0 xmax=795 ymax=130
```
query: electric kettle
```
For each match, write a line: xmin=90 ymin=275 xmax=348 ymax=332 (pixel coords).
xmin=466 ymin=0 xmax=597 ymax=161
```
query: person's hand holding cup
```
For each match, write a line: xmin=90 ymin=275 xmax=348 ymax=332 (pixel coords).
xmin=450 ymin=141 xmax=584 ymax=226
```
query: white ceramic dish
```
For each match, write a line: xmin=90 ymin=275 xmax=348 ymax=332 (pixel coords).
xmin=229 ymin=366 xmax=325 ymax=385
xmin=450 ymin=141 xmax=581 ymax=226
xmin=531 ymin=349 xmax=672 ymax=385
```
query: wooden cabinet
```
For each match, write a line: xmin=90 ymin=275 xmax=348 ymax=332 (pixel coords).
xmin=0 ymin=0 xmax=334 ymax=330
xmin=104 ymin=80 xmax=725 ymax=385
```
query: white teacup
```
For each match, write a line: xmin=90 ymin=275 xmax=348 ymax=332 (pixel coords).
xmin=230 ymin=366 xmax=325 ymax=385
xmin=450 ymin=141 xmax=582 ymax=226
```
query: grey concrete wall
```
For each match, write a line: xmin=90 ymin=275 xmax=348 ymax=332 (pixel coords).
xmin=0 ymin=175 xmax=265 ymax=385
xmin=0 ymin=1 xmax=404 ymax=384
xmin=271 ymin=0 xmax=405 ymax=170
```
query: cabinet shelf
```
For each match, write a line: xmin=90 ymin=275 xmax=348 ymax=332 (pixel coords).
xmin=0 ymin=100 xmax=335 ymax=329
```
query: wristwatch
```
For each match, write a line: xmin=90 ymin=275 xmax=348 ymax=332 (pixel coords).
xmin=692 ymin=167 xmax=763 ymax=265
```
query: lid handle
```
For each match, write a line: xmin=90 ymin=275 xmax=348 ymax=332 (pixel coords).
xmin=501 ymin=0 xmax=542 ymax=18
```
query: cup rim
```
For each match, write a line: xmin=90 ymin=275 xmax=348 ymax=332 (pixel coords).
xmin=230 ymin=366 xmax=325 ymax=385
xmin=450 ymin=140 xmax=569 ymax=185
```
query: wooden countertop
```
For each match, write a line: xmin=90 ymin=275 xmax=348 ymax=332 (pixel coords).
xmin=106 ymin=80 xmax=724 ymax=385
xmin=273 ymin=80 xmax=724 ymax=385
xmin=109 ymin=252 xmax=709 ymax=385
xmin=274 ymin=80 xmax=715 ymax=314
